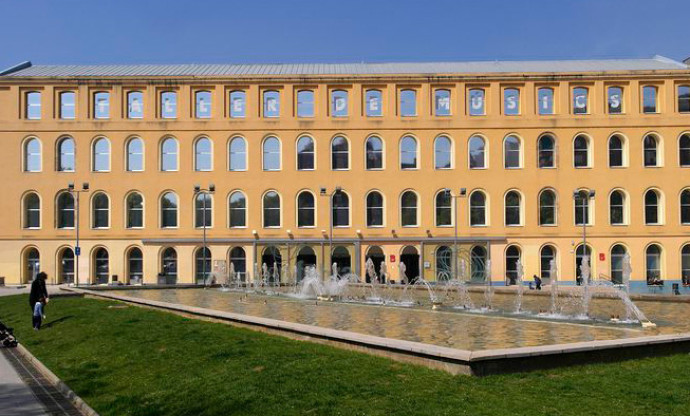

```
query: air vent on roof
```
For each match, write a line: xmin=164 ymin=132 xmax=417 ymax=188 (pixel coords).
xmin=0 ymin=61 xmax=32 ymax=76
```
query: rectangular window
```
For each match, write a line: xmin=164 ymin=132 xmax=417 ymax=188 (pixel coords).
xmin=608 ymin=87 xmax=623 ymax=114
xmin=643 ymin=86 xmax=658 ymax=113
xmin=94 ymin=92 xmax=110 ymax=119
xmin=399 ymin=89 xmax=416 ymax=117
xmin=161 ymin=91 xmax=177 ymax=118
xmin=537 ymin=88 xmax=554 ymax=115
xmin=573 ymin=87 xmax=588 ymax=114
xmin=678 ymin=86 xmax=690 ymax=113
xmin=468 ymin=89 xmax=485 ymax=116
xmin=331 ymin=90 xmax=348 ymax=117
xmin=263 ymin=90 xmax=280 ymax=117
xmin=365 ymin=89 xmax=382 ymax=117
xmin=195 ymin=91 xmax=212 ymax=118
xmin=127 ymin=91 xmax=144 ymax=119
xmin=26 ymin=92 xmax=41 ymax=120
xmin=434 ymin=89 xmax=451 ymax=116
xmin=503 ymin=88 xmax=520 ymax=115
xmin=229 ymin=91 xmax=246 ymax=118
xmin=59 ymin=92 xmax=76 ymax=119
xmin=296 ymin=90 xmax=314 ymax=117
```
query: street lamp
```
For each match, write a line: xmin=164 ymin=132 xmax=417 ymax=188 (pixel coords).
xmin=573 ymin=189 xmax=595 ymax=285
xmin=444 ymin=188 xmax=467 ymax=280
xmin=194 ymin=183 xmax=215 ymax=286
xmin=67 ymin=182 xmax=89 ymax=286
xmin=320 ymin=186 xmax=343 ymax=276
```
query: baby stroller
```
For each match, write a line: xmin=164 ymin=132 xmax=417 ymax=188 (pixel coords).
xmin=0 ymin=320 xmax=18 ymax=348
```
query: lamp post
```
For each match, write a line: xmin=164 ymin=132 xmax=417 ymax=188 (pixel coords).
xmin=573 ymin=189 xmax=595 ymax=284
xmin=320 ymin=186 xmax=342 ymax=277
xmin=444 ymin=188 xmax=467 ymax=281
xmin=194 ymin=184 xmax=215 ymax=286
xmin=67 ymin=182 xmax=89 ymax=286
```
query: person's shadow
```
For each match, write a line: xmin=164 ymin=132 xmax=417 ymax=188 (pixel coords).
xmin=42 ymin=316 xmax=73 ymax=329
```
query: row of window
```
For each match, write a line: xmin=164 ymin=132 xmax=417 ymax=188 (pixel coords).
xmin=22 ymin=187 xmax=690 ymax=230
xmin=21 ymin=84 xmax=690 ymax=121
xmin=22 ymin=132 xmax=690 ymax=173
xmin=23 ymin=242 xmax=690 ymax=285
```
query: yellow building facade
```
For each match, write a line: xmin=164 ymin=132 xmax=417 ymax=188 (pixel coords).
xmin=1 ymin=58 xmax=689 ymax=291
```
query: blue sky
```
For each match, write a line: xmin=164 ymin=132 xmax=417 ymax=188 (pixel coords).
xmin=1 ymin=0 xmax=689 ymax=70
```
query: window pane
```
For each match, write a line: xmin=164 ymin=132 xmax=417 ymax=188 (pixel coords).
xmin=679 ymin=86 xmax=690 ymax=113
xmin=94 ymin=92 xmax=110 ymax=119
xmin=643 ymin=135 xmax=658 ymax=167
xmin=574 ymin=135 xmax=589 ymax=167
xmin=195 ymin=91 xmax=211 ymax=118
xmin=297 ymin=90 xmax=314 ymax=117
xmin=435 ymin=89 xmax=451 ymax=116
xmin=127 ymin=138 xmax=143 ymax=171
xmin=331 ymin=136 xmax=349 ymax=170
xmin=195 ymin=194 xmax=212 ymax=227
xmin=93 ymin=139 xmax=110 ymax=171
xmin=366 ymin=192 xmax=383 ymax=227
xmin=263 ymin=91 xmax=280 ymax=117
xmin=195 ymin=138 xmax=212 ymax=171
xmin=26 ymin=92 xmax=41 ymax=119
xmin=161 ymin=193 xmax=178 ymax=227
xmin=610 ymin=191 xmax=625 ymax=225
xmin=539 ymin=191 xmax=556 ymax=225
xmin=400 ymin=192 xmax=417 ymax=226
xmin=331 ymin=90 xmax=348 ymax=117
xmin=263 ymin=192 xmax=280 ymax=227
xmin=365 ymin=90 xmax=382 ymax=117
xmin=57 ymin=193 xmax=75 ymax=228
xmin=504 ymin=88 xmax=519 ymax=115
xmin=25 ymin=139 xmax=41 ymax=172
xmin=58 ymin=138 xmax=75 ymax=171
xmin=229 ymin=137 xmax=247 ymax=171
xmin=608 ymin=87 xmax=623 ymax=114
xmin=468 ymin=89 xmax=485 ymax=116
xmin=60 ymin=92 xmax=76 ymax=119
xmin=469 ymin=136 xmax=485 ymax=169
xmin=400 ymin=136 xmax=417 ymax=169
xmin=297 ymin=192 xmax=315 ymax=227
xmin=230 ymin=91 xmax=246 ymax=118
xmin=332 ymin=192 xmax=349 ymax=227
xmin=24 ymin=194 xmax=40 ymax=228
xmin=229 ymin=192 xmax=247 ymax=227
xmin=128 ymin=91 xmax=144 ymax=118
xmin=127 ymin=193 xmax=143 ymax=228
xmin=263 ymin=137 xmax=280 ymax=170
xmin=366 ymin=137 xmax=383 ymax=169
xmin=435 ymin=192 xmax=452 ymax=226
xmin=573 ymin=88 xmax=588 ymax=114
xmin=643 ymin=86 xmax=657 ymax=113
xmin=434 ymin=136 xmax=451 ymax=169
xmin=297 ymin=136 xmax=314 ymax=170
xmin=538 ymin=135 xmax=555 ymax=168
xmin=161 ymin=139 xmax=178 ymax=171
xmin=161 ymin=92 xmax=177 ymax=118
xmin=400 ymin=90 xmax=416 ymax=116
xmin=504 ymin=136 xmax=521 ymax=168
xmin=609 ymin=135 xmax=623 ymax=167
xmin=538 ymin=88 xmax=554 ymax=115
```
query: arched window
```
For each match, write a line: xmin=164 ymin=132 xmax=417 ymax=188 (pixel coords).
xmin=297 ymin=191 xmax=315 ymax=227
xmin=26 ymin=91 xmax=41 ymax=119
xmin=229 ymin=247 xmax=247 ymax=282
xmin=57 ymin=192 xmax=75 ymax=228
xmin=58 ymin=248 xmax=74 ymax=284
xmin=365 ymin=90 xmax=383 ymax=117
xmin=263 ymin=191 xmax=281 ymax=227
xmin=23 ymin=248 xmax=40 ymax=283
xmin=609 ymin=134 xmax=624 ymax=167
xmin=160 ymin=137 xmax=178 ymax=171
xmin=194 ymin=137 xmax=212 ymax=171
xmin=504 ymin=191 xmax=522 ymax=226
xmin=57 ymin=137 xmax=75 ymax=172
xmin=610 ymin=190 xmax=626 ymax=225
xmin=469 ymin=191 xmax=486 ymax=226
xmin=538 ymin=134 xmax=555 ymax=168
xmin=332 ymin=191 xmax=349 ymax=227
xmin=540 ymin=245 xmax=556 ymax=281
xmin=399 ymin=89 xmax=417 ymax=117
xmin=229 ymin=191 xmax=247 ymax=228
xmin=539 ymin=189 xmax=557 ymax=226
xmin=24 ymin=138 xmax=41 ymax=172
xmin=435 ymin=246 xmax=452 ymax=281
xmin=646 ymin=244 xmax=662 ymax=283
xmin=127 ymin=248 xmax=143 ymax=284
xmin=195 ymin=247 xmax=212 ymax=284
xmin=126 ymin=137 xmax=144 ymax=172
xmin=643 ymin=134 xmax=659 ymax=167
xmin=644 ymin=189 xmax=661 ymax=225
xmin=331 ymin=90 xmax=348 ymax=117
xmin=228 ymin=137 xmax=247 ymax=171
xmin=679 ymin=134 xmax=690 ymax=167
xmin=503 ymin=135 xmax=521 ymax=168
xmin=94 ymin=247 xmax=109 ymax=284
xmin=365 ymin=136 xmax=383 ymax=170
xmin=610 ymin=244 xmax=627 ymax=284
xmin=681 ymin=189 xmax=690 ymax=224
xmin=262 ymin=246 xmax=282 ymax=282
xmin=573 ymin=134 xmax=590 ymax=168
xmin=331 ymin=136 xmax=349 ymax=170
xmin=194 ymin=193 xmax=212 ymax=228
xmin=400 ymin=191 xmax=418 ymax=227
xmin=331 ymin=246 xmax=352 ymax=275
xmin=297 ymin=136 xmax=315 ymax=170
xmin=471 ymin=246 xmax=487 ymax=281
xmin=160 ymin=192 xmax=178 ymax=228
xmin=161 ymin=247 xmax=178 ymax=284
xmin=575 ymin=244 xmax=592 ymax=284
xmin=262 ymin=137 xmax=281 ymax=171
xmin=92 ymin=137 xmax=110 ymax=172
xmin=126 ymin=192 xmax=144 ymax=228
xmin=366 ymin=191 xmax=384 ymax=227
xmin=468 ymin=135 xmax=486 ymax=169
xmin=435 ymin=190 xmax=452 ymax=226
xmin=23 ymin=192 xmax=40 ymax=229
xmin=574 ymin=190 xmax=592 ymax=225
xmin=400 ymin=136 xmax=418 ymax=169
xmin=195 ymin=90 xmax=212 ymax=118
xmin=682 ymin=244 xmax=690 ymax=285
xmin=127 ymin=91 xmax=144 ymax=119
xmin=434 ymin=136 xmax=452 ymax=169
xmin=92 ymin=193 xmax=109 ymax=228
xmin=296 ymin=90 xmax=314 ymax=117
xmin=505 ymin=245 xmax=521 ymax=285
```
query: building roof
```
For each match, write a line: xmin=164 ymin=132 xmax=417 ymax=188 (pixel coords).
xmin=1 ymin=56 xmax=687 ymax=78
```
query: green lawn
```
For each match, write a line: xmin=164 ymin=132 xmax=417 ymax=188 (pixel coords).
xmin=1 ymin=294 xmax=689 ymax=416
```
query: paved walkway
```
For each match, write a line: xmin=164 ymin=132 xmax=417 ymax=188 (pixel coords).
xmin=0 ymin=285 xmax=65 ymax=298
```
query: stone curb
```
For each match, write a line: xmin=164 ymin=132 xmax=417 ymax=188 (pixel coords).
xmin=15 ymin=343 xmax=99 ymax=416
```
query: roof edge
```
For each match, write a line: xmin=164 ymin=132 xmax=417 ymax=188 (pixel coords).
xmin=0 ymin=61 xmax=32 ymax=76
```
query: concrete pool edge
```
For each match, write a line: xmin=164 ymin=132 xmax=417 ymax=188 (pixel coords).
xmin=63 ymin=287 xmax=690 ymax=377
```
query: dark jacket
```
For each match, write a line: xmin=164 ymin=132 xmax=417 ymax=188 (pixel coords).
xmin=29 ymin=278 xmax=47 ymax=307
